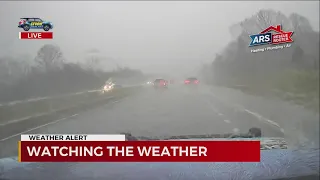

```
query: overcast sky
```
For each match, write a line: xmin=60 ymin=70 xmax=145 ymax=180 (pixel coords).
xmin=0 ymin=1 xmax=319 ymax=75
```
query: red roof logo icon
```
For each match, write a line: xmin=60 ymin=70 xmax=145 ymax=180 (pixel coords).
xmin=260 ymin=25 xmax=285 ymax=34
xmin=249 ymin=24 xmax=294 ymax=46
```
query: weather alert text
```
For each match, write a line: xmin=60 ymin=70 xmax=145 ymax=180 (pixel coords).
xmin=18 ymin=134 xmax=260 ymax=162
xmin=19 ymin=32 xmax=53 ymax=40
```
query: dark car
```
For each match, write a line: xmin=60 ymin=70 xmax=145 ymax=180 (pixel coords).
xmin=184 ymin=77 xmax=199 ymax=85
xmin=153 ymin=79 xmax=168 ymax=89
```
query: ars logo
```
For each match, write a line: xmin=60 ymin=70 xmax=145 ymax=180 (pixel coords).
xmin=249 ymin=25 xmax=294 ymax=47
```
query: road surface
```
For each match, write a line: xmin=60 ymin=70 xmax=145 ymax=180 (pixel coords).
xmin=1 ymin=84 xmax=318 ymax=158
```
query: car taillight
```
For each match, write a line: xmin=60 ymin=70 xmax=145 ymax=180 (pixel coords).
xmin=194 ymin=80 xmax=199 ymax=84
xmin=184 ymin=80 xmax=190 ymax=84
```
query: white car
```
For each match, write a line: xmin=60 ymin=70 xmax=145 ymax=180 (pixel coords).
xmin=102 ymin=83 xmax=115 ymax=93
xmin=146 ymin=81 xmax=153 ymax=85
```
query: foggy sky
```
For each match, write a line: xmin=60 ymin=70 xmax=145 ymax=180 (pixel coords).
xmin=0 ymin=1 xmax=319 ymax=75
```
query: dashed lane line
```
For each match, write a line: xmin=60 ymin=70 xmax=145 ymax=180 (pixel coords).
xmin=204 ymin=92 xmax=284 ymax=132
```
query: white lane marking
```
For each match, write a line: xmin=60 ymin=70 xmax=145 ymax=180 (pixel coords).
xmin=207 ymin=89 xmax=284 ymax=132
xmin=207 ymin=93 xmax=283 ymax=129
xmin=209 ymin=94 xmax=284 ymax=131
xmin=0 ymin=114 xmax=78 ymax=142
xmin=224 ymin=119 xmax=231 ymax=124
xmin=0 ymin=113 xmax=48 ymax=126
xmin=0 ymin=108 xmax=73 ymax=126
xmin=243 ymin=109 xmax=280 ymax=128
xmin=0 ymin=90 xmax=100 ymax=107
xmin=0 ymin=96 xmax=115 ymax=127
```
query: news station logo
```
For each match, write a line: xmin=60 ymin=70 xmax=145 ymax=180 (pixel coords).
xmin=249 ymin=25 xmax=293 ymax=53
xmin=18 ymin=17 xmax=54 ymax=40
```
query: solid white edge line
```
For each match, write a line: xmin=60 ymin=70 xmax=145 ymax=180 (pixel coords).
xmin=1 ymin=96 xmax=123 ymax=140
xmin=1 ymin=89 xmax=100 ymax=107
xmin=0 ymin=113 xmax=47 ymax=126
xmin=0 ymin=114 xmax=78 ymax=142
xmin=0 ymin=96 xmax=115 ymax=126
xmin=244 ymin=109 xmax=280 ymax=128
xmin=206 ymin=91 xmax=284 ymax=132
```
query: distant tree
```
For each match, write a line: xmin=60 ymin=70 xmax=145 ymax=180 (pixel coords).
xmin=238 ymin=9 xmax=292 ymax=42
xmin=289 ymin=13 xmax=314 ymax=33
xmin=84 ymin=49 xmax=110 ymax=71
xmin=229 ymin=23 xmax=242 ymax=39
xmin=206 ymin=9 xmax=319 ymax=86
xmin=35 ymin=44 xmax=64 ymax=71
xmin=0 ymin=56 xmax=31 ymax=84
xmin=292 ymin=46 xmax=304 ymax=64
xmin=214 ymin=53 xmax=223 ymax=63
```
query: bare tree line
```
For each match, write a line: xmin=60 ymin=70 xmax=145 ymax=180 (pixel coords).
xmin=202 ymin=9 xmax=319 ymax=87
xmin=0 ymin=44 xmax=144 ymax=103
xmin=200 ymin=9 xmax=319 ymax=110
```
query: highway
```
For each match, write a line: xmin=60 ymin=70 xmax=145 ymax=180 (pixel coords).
xmin=1 ymin=84 xmax=318 ymax=158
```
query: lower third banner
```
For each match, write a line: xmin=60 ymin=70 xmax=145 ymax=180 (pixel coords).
xmin=19 ymin=141 xmax=260 ymax=162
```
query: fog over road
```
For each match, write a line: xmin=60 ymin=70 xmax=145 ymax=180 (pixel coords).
xmin=0 ymin=85 xmax=319 ymax=157
xmin=1 ymin=84 xmax=318 ymax=158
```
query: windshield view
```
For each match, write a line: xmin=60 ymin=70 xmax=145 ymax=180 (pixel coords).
xmin=0 ymin=1 xmax=319 ymax=180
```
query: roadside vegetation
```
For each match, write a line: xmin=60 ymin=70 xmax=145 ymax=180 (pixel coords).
xmin=0 ymin=44 xmax=144 ymax=103
xmin=201 ymin=9 xmax=319 ymax=113
xmin=273 ymin=69 xmax=319 ymax=112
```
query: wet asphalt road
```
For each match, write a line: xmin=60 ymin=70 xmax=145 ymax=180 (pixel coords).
xmin=0 ymin=84 xmax=291 ymax=158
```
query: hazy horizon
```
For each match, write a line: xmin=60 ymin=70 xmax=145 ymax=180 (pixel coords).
xmin=1 ymin=1 xmax=319 ymax=76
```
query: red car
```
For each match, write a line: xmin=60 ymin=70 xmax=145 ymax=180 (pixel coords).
xmin=184 ymin=77 xmax=199 ymax=85
xmin=153 ymin=79 xmax=168 ymax=89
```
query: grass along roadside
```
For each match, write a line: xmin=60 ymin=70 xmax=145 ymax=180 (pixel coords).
xmin=221 ymin=70 xmax=319 ymax=113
